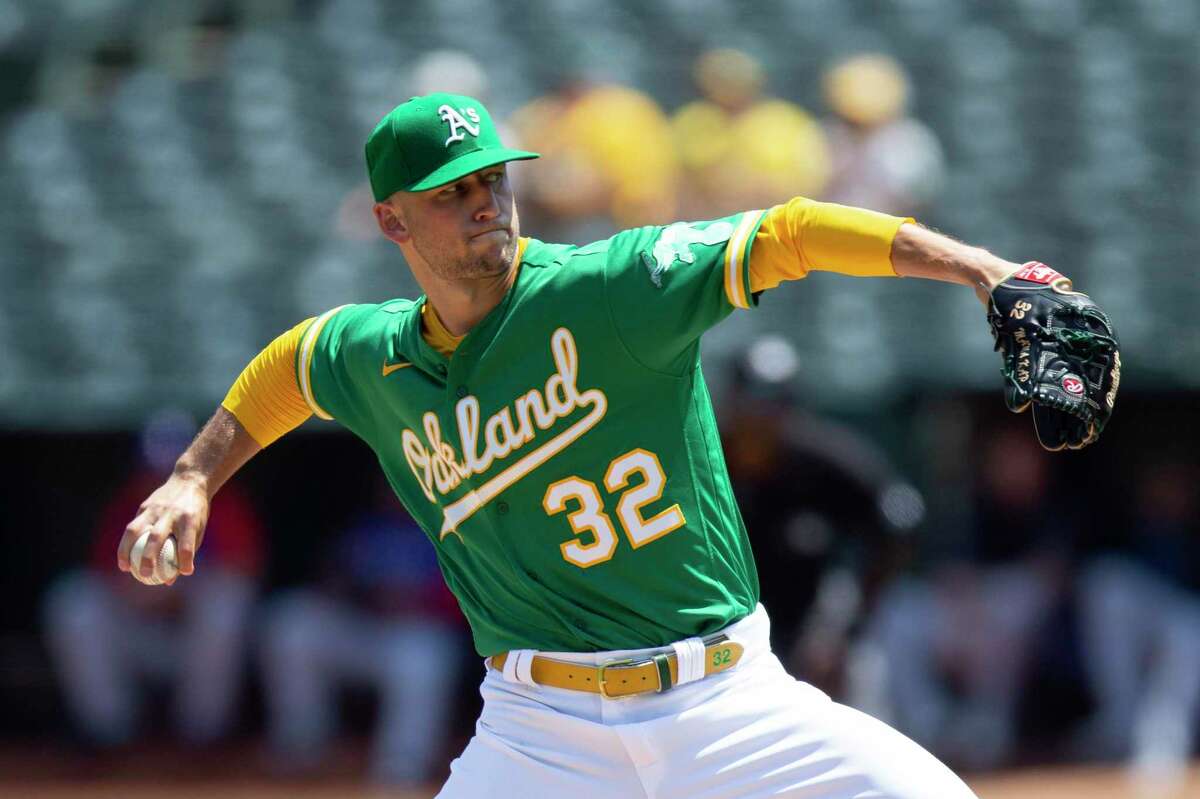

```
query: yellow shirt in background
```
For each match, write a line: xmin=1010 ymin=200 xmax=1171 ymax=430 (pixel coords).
xmin=672 ymin=100 xmax=832 ymax=216
xmin=513 ymin=85 xmax=680 ymax=226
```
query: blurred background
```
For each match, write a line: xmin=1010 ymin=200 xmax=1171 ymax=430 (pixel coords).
xmin=0 ymin=0 xmax=1197 ymax=797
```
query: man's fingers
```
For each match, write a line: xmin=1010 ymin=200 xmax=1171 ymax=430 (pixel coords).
xmin=175 ymin=522 xmax=198 ymax=576
xmin=138 ymin=519 xmax=175 ymax=579
xmin=117 ymin=513 xmax=152 ymax=572
xmin=118 ymin=480 xmax=209 ymax=582
xmin=164 ymin=509 xmax=203 ymax=576
xmin=117 ymin=527 xmax=136 ymax=572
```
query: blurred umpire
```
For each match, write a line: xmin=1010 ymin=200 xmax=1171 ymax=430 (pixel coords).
xmin=719 ymin=336 xmax=922 ymax=693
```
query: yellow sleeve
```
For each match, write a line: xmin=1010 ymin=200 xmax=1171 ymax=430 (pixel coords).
xmin=747 ymin=198 xmax=912 ymax=292
xmin=220 ymin=318 xmax=315 ymax=447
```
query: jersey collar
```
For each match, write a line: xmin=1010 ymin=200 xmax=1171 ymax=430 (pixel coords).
xmin=397 ymin=238 xmax=530 ymax=380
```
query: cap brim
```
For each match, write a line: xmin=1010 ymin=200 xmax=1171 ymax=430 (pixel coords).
xmin=407 ymin=148 xmax=540 ymax=192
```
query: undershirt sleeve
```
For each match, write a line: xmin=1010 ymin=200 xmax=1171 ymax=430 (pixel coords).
xmin=747 ymin=198 xmax=912 ymax=292
xmin=221 ymin=318 xmax=315 ymax=447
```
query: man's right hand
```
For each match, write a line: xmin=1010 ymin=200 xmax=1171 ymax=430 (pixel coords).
xmin=118 ymin=474 xmax=210 ymax=585
xmin=116 ymin=408 xmax=264 ymax=585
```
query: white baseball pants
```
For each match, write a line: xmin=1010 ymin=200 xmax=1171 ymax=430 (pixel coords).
xmin=436 ymin=605 xmax=978 ymax=798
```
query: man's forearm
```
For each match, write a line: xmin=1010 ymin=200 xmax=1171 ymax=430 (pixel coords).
xmin=174 ymin=407 xmax=262 ymax=499
xmin=890 ymin=222 xmax=1019 ymax=304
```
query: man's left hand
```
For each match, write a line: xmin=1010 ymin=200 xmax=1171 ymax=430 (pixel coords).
xmin=986 ymin=262 xmax=1121 ymax=450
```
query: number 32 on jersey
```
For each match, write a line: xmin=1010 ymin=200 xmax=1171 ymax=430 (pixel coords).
xmin=542 ymin=448 xmax=685 ymax=568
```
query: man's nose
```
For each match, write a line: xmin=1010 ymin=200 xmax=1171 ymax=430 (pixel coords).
xmin=471 ymin=182 xmax=501 ymax=222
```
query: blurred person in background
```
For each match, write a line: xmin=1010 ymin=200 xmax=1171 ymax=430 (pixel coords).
xmin=42 ymin=409 xmax=263 ymax=750
xmin=410 ymin=49 xmax=490 ymax=105
xmin=510 ymin=74 xmax=678 ymax=243
xmin=720 ymin=335 xmax=921 ymax=694
xmin=672 ymin=48 xmax=830 ymax=219
xmin=259 ymin=474 xmax=464 ymax=787
xmin=859 ymin=423 xmax=1072 ymax=770
xmin=820 ymin=54 xmax=944 ymax=217
xmin=1075 ymin=459 xmax=1200 ymax=788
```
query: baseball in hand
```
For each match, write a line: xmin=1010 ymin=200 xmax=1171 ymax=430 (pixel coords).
xmin=129 ymin=531 xmax=179 ymax=586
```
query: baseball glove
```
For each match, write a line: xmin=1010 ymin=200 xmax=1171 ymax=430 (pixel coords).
xmin=986 ymin=262 xmax=1120 ymax=451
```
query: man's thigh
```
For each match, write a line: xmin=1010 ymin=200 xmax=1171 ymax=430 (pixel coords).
xmin=634 ymin=656 xmax=979 ymax=799
xmin=435 ymin=677 xmax=646 ymax=799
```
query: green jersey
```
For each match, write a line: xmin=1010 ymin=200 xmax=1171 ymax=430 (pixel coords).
xmin=296 ymin=210 xmax=769 ymax=655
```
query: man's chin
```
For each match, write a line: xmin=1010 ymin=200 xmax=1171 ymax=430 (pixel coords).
xmin=445 ymin=235 xmax=516 ymax=279
xmin=486 ymin=236 xmax=518 ymax=268
xmin=459 ymin=253 xmax=512 ymax=280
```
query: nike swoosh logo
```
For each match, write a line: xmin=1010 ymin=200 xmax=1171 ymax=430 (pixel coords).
xmin=381 ymin=359 xmax=413 ymax=377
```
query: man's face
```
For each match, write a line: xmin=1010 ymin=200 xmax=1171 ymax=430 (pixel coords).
xmin=386 ymin=164 xmax=519 ymax=280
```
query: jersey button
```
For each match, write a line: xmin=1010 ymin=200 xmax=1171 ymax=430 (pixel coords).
xmin=455 ymin=385 xmax=469 ymax=398
xmin=497 ymin=501 xmax=509 ymax=514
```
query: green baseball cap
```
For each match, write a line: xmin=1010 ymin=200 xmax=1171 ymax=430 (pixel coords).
xmin=365 ymin=93 xmax=539 ymax=201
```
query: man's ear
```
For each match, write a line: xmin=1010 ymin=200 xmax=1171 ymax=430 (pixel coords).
xmin=374 ymin=201 xmax=409 ymax=244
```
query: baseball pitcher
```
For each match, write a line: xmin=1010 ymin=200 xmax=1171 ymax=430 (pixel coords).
xmin=118 ymin=94 xmax=1118 ymax=797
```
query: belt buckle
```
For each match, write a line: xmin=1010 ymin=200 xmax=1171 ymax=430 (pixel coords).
xmin=597 ymin=657 xmax=637 ymax=699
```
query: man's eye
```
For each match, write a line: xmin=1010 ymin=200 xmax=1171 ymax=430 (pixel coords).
xmin=485 ymin=171 xmax=502 ymax=183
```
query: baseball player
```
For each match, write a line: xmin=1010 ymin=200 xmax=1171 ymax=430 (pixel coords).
xmin=118 ymin=93 xmax=1118 ymax=797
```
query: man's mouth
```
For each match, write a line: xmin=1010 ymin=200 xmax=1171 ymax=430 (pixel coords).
xmin=470 ymin=221 xmax=508 ymax=235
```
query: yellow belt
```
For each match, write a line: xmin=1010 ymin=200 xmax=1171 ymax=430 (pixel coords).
xmin=490 ymin=634 xmax=744 ymax=698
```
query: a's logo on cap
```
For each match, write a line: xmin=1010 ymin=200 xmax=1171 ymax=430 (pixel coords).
xmin=438 ymin=104 xmax=482 ymax=146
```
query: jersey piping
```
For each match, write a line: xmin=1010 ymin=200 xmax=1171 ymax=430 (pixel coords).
xmin=297 ymin=304 xmax=350 ymax=420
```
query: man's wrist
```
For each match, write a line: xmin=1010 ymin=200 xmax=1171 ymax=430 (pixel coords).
xmin=972 ymin=257 xmax=1021 ymax=305
xmin=171 ymin=460 xmax=213 ymax=496
xmin=977 ymin=257 xmax=1021 ymax=291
